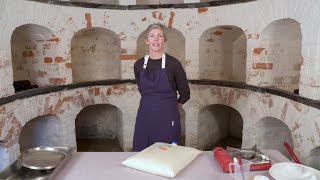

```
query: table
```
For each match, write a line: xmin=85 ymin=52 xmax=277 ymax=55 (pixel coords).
xmin=54 ymin=149 xmax=289 ymax=180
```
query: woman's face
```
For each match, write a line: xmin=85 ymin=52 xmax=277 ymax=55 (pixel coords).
xmin=145 ymin=28 xmax=165 ymax=53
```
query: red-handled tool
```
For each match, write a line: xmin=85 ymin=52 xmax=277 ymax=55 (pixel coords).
xmin=284 ymin=142 xmax=301 ymax=164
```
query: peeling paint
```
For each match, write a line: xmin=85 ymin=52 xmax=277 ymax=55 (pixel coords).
xmin=142 ymin=17 xmax=146 ymax=21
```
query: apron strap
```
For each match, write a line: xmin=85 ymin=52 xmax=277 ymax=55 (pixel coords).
xmin=143 ymin=53 xmax=166 ymax=69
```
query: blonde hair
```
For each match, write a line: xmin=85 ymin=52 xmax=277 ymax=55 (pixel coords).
xmin=145 ymin=23 xmax=167 ymax=41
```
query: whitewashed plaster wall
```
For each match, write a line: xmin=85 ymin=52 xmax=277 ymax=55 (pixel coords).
xmin=1 ymin=0 xmax=320 ymax=171
xmin=0 ymin=0 xmax=320 ymax=99
xmin=0 ymin=83 xmax=319 ymax=171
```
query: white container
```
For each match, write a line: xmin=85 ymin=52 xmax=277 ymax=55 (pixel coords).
xmin=269 ymin=162 xmax=320 ymax=180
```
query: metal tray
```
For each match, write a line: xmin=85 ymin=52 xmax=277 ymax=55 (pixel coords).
xmin=19 ymin=147 xmax=66 ymax=170
xmin=0 ymin=146 xmax=75 ymax=180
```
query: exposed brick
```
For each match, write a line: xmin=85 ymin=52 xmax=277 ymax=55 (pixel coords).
xmin=120 ymin=54 xmax=137 ymax=60
xmin=168 ymin=12 xmax=175 ymax=28
xmin=63 ymin=96 xmax=73 ymax=102
xmin=107 ymin=88 xmax=112 ymax=95
xmin=291 ymin=122 xmax=302 ymax=132
xmin=198 ymin=7 xmax=208 ymax=13
xmin=152 ymin=11 xmax=157 ymax=19
xmin=113 ymin=85 xmax=127 ymax=91
xmin=53 ymin=99 xmax=63 ymax=115
xmin=43 ymin=44 xmax=51 ymax=49
xmin=94 ymin=87 xmax=100 ymax=96
xmin=158 ymin=12 xmax=163 ymax=20
xmin=22 ymin=50 xmax=33 ymax=58
xmin=44 ymin=57 xmax=53 ymax=63
xmin=281 ymin=102 xmax=288 ymax=120
xmin=85 ymin=13 xmax=92 ymax=28
xmin=0 ymin=126 xmax=14 ymax=144
xmin=120 ymin=49 xmax=127 ymax=54
xmin=253 ymin=48 xmax=265 ymax=55
xmin=37 ymin=70 xmax=47 ymax=78
xmin=65 ymin=63 xmax=72 ymax=69
xmin=252 ymin=63 xmax=273 ymax=70
xmin=0 ymin=106 xmax=5 ymax=114
xmin=142 ymin=17 xmax=146 ymax=21
xmin=47 ymin=38 xmax=60 ymax=43
xmin=49 ymin=78 xmax=66 ymax=85
xmin=55 ymin=57 xmax=63 ymax=63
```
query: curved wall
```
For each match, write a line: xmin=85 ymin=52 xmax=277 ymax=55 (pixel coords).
xmin=1 ymin=0 xmax=320 ymax=171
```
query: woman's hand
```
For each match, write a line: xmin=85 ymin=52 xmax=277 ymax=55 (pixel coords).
xmin=177 ymin=102 xmax=183 ymax=107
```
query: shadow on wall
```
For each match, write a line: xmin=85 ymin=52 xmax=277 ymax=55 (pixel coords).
xmin=306 ymin=147 xmax=320 ymax=171
xmin=198 ymin=104 xmax=243 ymax=150
xmin=11 ymin=24 xmax=59 ymax=87
xmin=19 ymin=115 xmax=64 ymax=153
xmin=255 ymin=117 xmax=294 ymax=159
xmin=199 ymin=25 xmax=247 ymax=81
xmin=71 ymin=27 xmax=121 ymax=83
xmin=75 ymin=104 xmax=123 ymax=152
xmin=255 ymin=18 xmax=302 ymax=92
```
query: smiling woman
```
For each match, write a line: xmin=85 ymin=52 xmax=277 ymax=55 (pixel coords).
xmin=133 ymin=23 xmax=190 ymax=151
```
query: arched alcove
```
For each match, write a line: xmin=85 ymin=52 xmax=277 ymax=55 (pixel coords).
xmin=71 ymin=27 xmax=121 ymax=83
xmin=19 ymin=115 xmax=63 ymax=152
xmin=75 ymin=104 xmax=123 ymax=152
xmin=306 ymin=147 xmax=320 ymax=170
xmin=255 ymin=117 xmax=293 ymax=159
xmin=136 ymin=0 xmax=184 ymax=5
xmin=11 ymin=24 xmax=58 ymax=87
xmin=137 ymin=27 xmax=186 ymax=69
xmin=258 ymin=19 xmax=302 ymax=92
xmin=198 ymin=104 xmax=243 ymax=150
xmin=199 ymin=26 xmax=246 ymax=81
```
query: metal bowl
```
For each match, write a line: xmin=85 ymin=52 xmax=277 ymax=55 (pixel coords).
xmin=18 ymin=146 xmax=66 ymax=170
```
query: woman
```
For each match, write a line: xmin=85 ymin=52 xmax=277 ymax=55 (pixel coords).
xmin=133 ymin=23 xmax=190 ymax=151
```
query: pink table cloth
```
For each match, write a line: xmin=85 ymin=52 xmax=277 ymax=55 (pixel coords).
xmin=54 ymin=149 xmax=289 ymax=180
